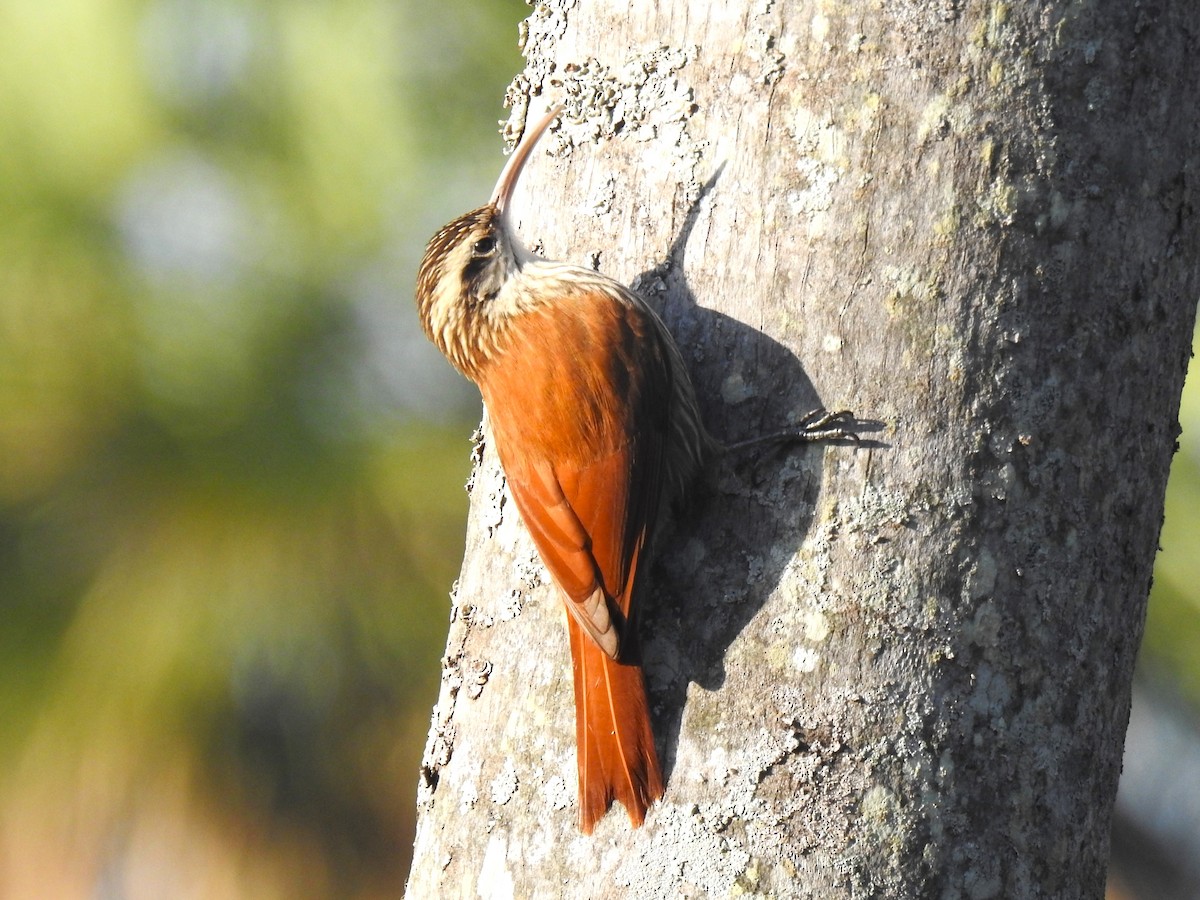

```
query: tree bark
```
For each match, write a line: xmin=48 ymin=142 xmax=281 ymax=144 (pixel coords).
xmin=407 ymin=1 xmax=1199 ymax=897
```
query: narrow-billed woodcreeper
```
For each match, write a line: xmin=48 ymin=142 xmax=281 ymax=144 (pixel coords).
xmin=416 ymin=105 xmax=856 ymax=834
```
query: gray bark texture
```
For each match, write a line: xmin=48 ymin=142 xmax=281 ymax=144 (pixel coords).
xmin=407 ymin=1 xmax=1199 ymax=897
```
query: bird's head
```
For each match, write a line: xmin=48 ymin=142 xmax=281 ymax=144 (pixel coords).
xmin=415 ymin=105 xmax=563 ymax=375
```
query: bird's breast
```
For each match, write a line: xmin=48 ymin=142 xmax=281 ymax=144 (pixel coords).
xmin=477 ymin=283 xmax=655 ymax=467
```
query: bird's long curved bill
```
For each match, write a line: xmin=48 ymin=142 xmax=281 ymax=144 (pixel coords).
xmin=490 ymin=104 xmax=564 ymax=214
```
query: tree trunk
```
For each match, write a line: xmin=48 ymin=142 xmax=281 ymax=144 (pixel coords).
xmin=407 ymin=1 xmax=1199 ymax=897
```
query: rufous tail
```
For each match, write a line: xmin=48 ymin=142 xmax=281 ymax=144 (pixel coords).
xmin=568 ymin=617 xmax=664 ymax=834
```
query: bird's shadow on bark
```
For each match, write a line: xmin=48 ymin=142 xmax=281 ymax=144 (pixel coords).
xmin=629 ymin=168 xmax=874 ymax=787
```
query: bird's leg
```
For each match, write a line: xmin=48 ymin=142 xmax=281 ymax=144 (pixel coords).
xmin=724 ymin=408 xmax=861 ymax=454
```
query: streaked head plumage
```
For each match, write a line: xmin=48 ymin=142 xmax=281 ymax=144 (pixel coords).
xmin=414 ymin=105 xmax=564 ymax=376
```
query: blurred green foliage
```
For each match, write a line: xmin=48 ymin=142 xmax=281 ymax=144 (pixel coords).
xmin=0 ymin=0 xmax=525 ymax=894
xmin=1144 ymin=339 xmax=1200 ymax=705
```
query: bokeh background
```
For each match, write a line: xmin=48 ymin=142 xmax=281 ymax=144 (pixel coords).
xmin=0 ymin=1 xmax=1195 ymax=897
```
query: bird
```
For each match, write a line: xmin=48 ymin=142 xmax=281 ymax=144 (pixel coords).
xmin=415 ymin=103 xmax=857 ymax=834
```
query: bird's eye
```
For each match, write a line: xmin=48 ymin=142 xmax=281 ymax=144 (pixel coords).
xmin=472 ymin=236 xmax=496 ymax=257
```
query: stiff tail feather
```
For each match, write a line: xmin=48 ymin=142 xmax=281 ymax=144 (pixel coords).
xmin=568 ymin=617 xmax=664 ymax=834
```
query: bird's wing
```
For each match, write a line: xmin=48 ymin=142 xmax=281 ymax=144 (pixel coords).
xmin=482 ymin=293 xmax=675 ymax=661
xmin=502 ymin=451 xmax=640 ymax=658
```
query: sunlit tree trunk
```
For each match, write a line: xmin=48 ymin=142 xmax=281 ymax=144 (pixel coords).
xmin=406 ymin=1 xmax=1200 ymax=896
